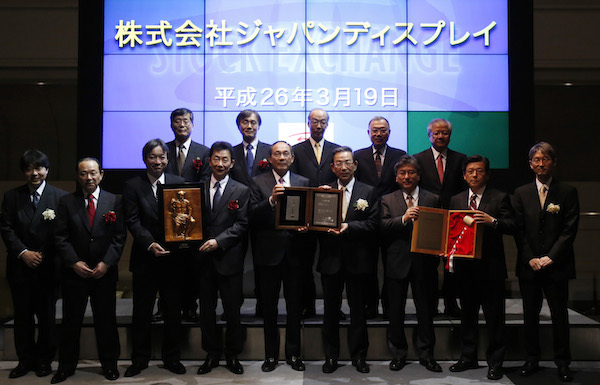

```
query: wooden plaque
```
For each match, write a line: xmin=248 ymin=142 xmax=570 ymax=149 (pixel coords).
xmin=158 ymin=183 xmax=204 ymax=245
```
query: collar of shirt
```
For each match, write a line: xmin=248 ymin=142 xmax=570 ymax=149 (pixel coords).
xmin=468 ymin=186 xmax=486 ymax=207
xmin=308 ymin=136 xmax=325 ymax=150
xmin=338 ymin=177 xmax=356 ymax=195
xmin=372 ymin=145 xmax=387 ymax=157
xmin=84 ymin=186 xmax=101 ymax=206
xmin=430 ymin=146 xmax=448 ymax=161
xmin=402 ymin=186 xmax=419 ymax=203
xmin=175 ymin=137 xmax=192 ymax=157
xmin=147 ymin=173 xmax=165 ymax=187
xmin=210 ymin=174 xmax=229 ymax=191
xmin=272 ymin=170 xmax=290 ymax=186
xmin=535 ymin=176 xmax=552 ymax=193
xmin=29 ymin=180 xmax=46 ymax=198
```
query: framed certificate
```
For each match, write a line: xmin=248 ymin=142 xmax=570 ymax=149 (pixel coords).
xmin=158 ymin=183 xmax=204 ymax=245
xmin=275 ymin=187 xmax=342 ymax=231
xmin=411 ymin=207 xmax=482 ymax=259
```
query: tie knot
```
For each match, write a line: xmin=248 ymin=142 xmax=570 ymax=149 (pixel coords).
xmin=87 ymin=194 xmax=94 ymax=200
xmin=315 ymin=143 xmax=320 ymax=149
xmin=214 ymin=181 xmax=220 ymax=189
xmin=247 ymin=143 xmax=253 ymax=150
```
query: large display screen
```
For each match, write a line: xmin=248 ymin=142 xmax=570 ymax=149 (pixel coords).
xmin=103 ymin=0 xmax=509 ymax=169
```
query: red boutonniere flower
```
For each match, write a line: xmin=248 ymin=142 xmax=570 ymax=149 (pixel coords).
xmin=258 ymin=159 xmax=269 ymax=170
xmin=104 ymin=211 xmax=117 ymax=224
xmin=192 ymin=157 xmax=203 ymax=172
xmin=228 ymin=200 xmax=239 ymax=211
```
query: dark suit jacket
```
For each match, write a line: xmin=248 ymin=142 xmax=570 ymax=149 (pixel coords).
xmin=249 ymin=171 xmax=309 ymax=267
xmin=354 ymin=145 xmax=407 ymax=198
xmin=513 ymin=179 xmax=579 ymax=281
xmin=291 ymin=139 xmax=339 ymax=187
xmin=166 ymin=139 xmax=211 ymax=182
xmin=449 ymin=188 xmax=516 ymax=280
xmin=318 ymin=180 xmax=379 ymax=275
xmin=230 ymin=141 xmax=271 ymax=186
xmin=201 ymin=178 xmax=250 ymax=276
xmin=380 ymin=188 xmax=439 ymax=280
xmin=55 ymin=189 xmax=126 ymax=281
xmin=122 ymin=173 xmax=186 ymax=273
xmin=0 ymin=183 xmax=68 ymax=282
xmin=413 ymin=148 xmax=467 ymax=209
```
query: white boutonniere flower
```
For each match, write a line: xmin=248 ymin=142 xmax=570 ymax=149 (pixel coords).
xmin=354 ymin=198 xmax=369 ymax=211
xmin=546 ymin=203 xmax=560 ymax=214
xmin=42 ymin=208 xmax=56 ymax=221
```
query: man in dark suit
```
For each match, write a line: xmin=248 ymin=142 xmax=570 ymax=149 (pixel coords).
xmin=318 ymin=147 xmax=379 ymax=374
xmin=513 ymin=142 xmax=579 ymax=383
xmin=51 ymin=157 xmax=126 ymax=383
xmin=249 ymin=141 xmax=310 ymax=372
xmin=413 ymin=118 xmax=467 ymax=317
xmin=122 ymin=139 xmax=187 ymax=377
xmin=354 ymin=116 xmax=407 ymax=318
xmin=164 ymin=107 xmax=210 ymax=322
xmin=448 ymin=155 xmax=516 ymax=381
xmin=196 ymin=142 xmax=249 ymax=376
xmin=291 ymin=108 xmax=340 ymax=318
xmin=0 ymin=150 xmax=67 ymax=379
xmin=380 ymin=155 xmax=441 ymax=373
xmin=228 ymin=109 xmax=271 ymax=318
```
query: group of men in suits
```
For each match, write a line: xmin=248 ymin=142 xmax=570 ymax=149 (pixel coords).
xmin=0 ymin=106 xmax=579 ymax=383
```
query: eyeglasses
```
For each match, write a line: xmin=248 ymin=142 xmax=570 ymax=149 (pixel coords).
xmin=241 ymin=119 xmax=259 ymax=126
xmin=429 ymin=130 xmax=449 ymax=137
xmin=370 ymin=129 xmax=389 ymax=135
xmin=530 ymin=156 xmax=552 ymax=165
xmin=173 ymin=118 xmax=191 ymax=126
xmin=310 ymin=119 xmax=328 ymax=126
xmin=333 ymin=160 xmax=354 ymax=168
xmin=465 ymin=168 xmax=486 ymax=175
xmin=397 ymin=170 xmax=417 ymax=176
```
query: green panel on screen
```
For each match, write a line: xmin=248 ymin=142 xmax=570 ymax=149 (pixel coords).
xmin=407 ymin=112 xmax=509 ymax=169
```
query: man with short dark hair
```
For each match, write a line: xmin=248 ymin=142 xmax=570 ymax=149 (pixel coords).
xmin=380 ymin=155 xmax=441 ymax=373
xmin=291 ymin=108 xmax=340 ymax=318
xmin=513 ymin=142 xmax=579 ymax=383
xmin=354 ymin=116 xmax=407 ymax=318
xmin=448 ymin=155 xmax=516 ymax=381
xmin=0 ymin=149 xmax=67 ymax=379
xmin=413 ymin=118 xmax=467 ymax=317
xmin=52 ymin=157 xmax=126 ymax=383
xmin=318 ymin=146 xmax=378 ymax=374
xmin=196 ymin=141 xmax=249 ymax=376
xmin=249 ymin=141 xmax=309 ymax=372
xmin=122 ymin=139 xmax=187 ymax=377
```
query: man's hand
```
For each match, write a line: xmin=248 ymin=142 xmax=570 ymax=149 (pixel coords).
xmin=150 ymin=242 xmax=170 ymax=257
xmin=73 ymin=261 xmax=93 ymax=278
xmin=528 ymin=258 xmax=544 ymax=271
xmin=317 ymin=185 xmax=332 ymax=190
xmin=539 ymin=256 xmax=554 ymax=268
xmin=91 ymin=261 xmax=108 ymax=279
xmin=296 ymin=225 xmax=309 ymax=233
xmin=269 ymin=183 xmax=286 ymax=205
xmin=402 ymin=207 xmax=420 ymax=223
xmin=327 ymin=223 xmax=348 ymax=235
xmin=473 ymin=210 xmax=495 ymax=226
xmin=21 ymin=250 xmax=43 ymax=269
xmin=199 ymin=239 xmax=219 ymax=253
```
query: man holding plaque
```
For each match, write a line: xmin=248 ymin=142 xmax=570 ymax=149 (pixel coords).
xmin=414 ymin=118 xmax=467 ymax=317
xmin=122 ymin=139 xmax=186 ymax=377
xmin=448 ymin=155 xmax=515 ymax=381
xmin=513 ymin=142 xmax=579 ymax=383
xmin=291 ymin=108 xmax=340 ymax=318
xmin=196 ymin=141 xmax=249 ymax=375
xmin=355 ymin=116 xmax=407 ymax=318
xmin=249 ymin=141 xmax=310 ymax=372
xmin=380 ymin=155 xmax=441 ymax=373
xmin=318 ymin=146 xmax=379 ymax=374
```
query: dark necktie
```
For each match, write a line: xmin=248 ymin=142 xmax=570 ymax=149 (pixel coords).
xmin=469 ymin=194 xmax=477 ymax=210
xmin=177 ymin=144 xmax=185 ymax=176
xmin=246 ymin=143 xmax=254 ymax=177
xmin=437 ymin=154 xmax=444 ymax=183
xmin=374 ymin=150 xmax=382 ymax=179
xmin=32 ymin=191 xmax=40 ymax=210
xmin=87 ymin=194 xmax=96 ymax=228
xmin=155 ymin=180 xmax=161 ymax=202
xmin=213 ymin=182 xmax=221 ymax=210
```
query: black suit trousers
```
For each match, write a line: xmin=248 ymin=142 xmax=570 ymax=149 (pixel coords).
xmin=387 ymin=256 xmax=437 ymax=361
xmin=58 ymin=274 xmax=119 ymax=371
xmin=9 ymin=277 xmax=58 ymax=366
xmin=131 ymin=257 xmax=183 ymax=365
xmin=457 ymin=276 xmax=505 ymax=367
xmin=519 ymin=277 xmax=570 ymax=366
xmin=256 ymin=259 xmax=302 ymax=360
xmin=198 ymin=263 xmax=244 ymax=358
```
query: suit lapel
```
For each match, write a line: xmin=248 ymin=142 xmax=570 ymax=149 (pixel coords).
xmin=213 ymin=179 xmax=235 ymax=215
xmin=426 ymin=149 xmax=442 ymax=189
xmin=92 ymin=189 xmax=111 ymax=234
xmin=20 ymin=187 xmax=35 ymax=221
xmin=77 ymin=194 xmax=93 ymax=234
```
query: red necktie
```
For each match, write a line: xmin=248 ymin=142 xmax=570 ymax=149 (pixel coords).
xmin=469 ymin=194 xmax=477 ymax=210
xmin=87 ymin=194 xmax=96 ymax=228
xmin=437 ymin=154 xmax=444 ymax=183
